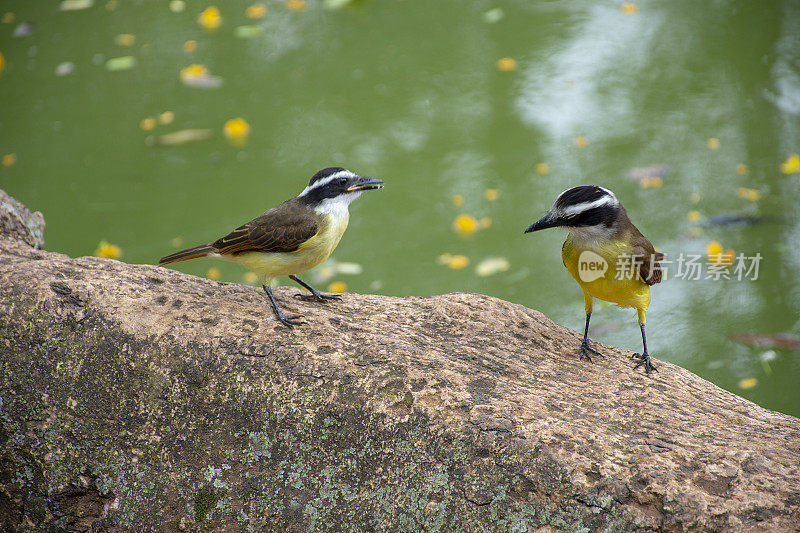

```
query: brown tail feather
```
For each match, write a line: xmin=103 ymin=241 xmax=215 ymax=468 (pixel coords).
xmin=159 ymin=244 xmax=215 ymax=266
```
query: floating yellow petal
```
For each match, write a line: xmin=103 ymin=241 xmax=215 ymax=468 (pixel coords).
xmin=706 ymin=138 xmax=720 ymax=150
xmin=328 ymin=280 xmax=347 ymax=293
xmin=246 ymin=3 xmax=267 ymax=18
xmin=140 ymin=117 xmax=157 ymax=131
xmin=243 ymin=272 xmax=259 ymax=284
xmin=159 ymin=111 xmax=175 ymax=125
xmin=183 ymin=40 xmax=197 ymax=53
xmin=689 ymin=192 xmax=701 ymax=203
xmin=453 ymin=214 xmax=478 ymax=237
xmin=447 ymin=255 xmax=469 ymax=269
xmin=206 ymin=267 xmax=221 ymax=280
xmin=496 ymin=57 xmax=517 ymax=72
xmin=476 ymin=257 xmax=509 ymax=277
xmin=1 ymin=13 xmax=14 ymax=24
xmin=2 ymin=153 xmax=16 ymax=167
xmin=781 ymin=153 xmax=799 ymax=174
xmin=287 ymin=0 xmax=307 ymax=11
xmin=484 ymin=189 xmax=499 ymax=201
xmin=224 ymin=118 xmax=250 ymax=146
xmin=0 ymin=51 xmax=5 ymax=76
xmin=451 ymin=194 xmax=464 ymax=206
xmin=639 ymin=176 xmax=663 ymax=188
xmin=621 ymin=2 xmax=638 ymax=14
xmin=480 ymin=217 xmax=492 ymax=229
xmin=180 ymin=64 xmax=208 ymax=80
xmin=115 ymin=33 xmax=136 ymax=46
xmin=198 ymin=6 xmax=222 ymax=31
xmin=535 ymin=162 xmax=549 ymax=175
xmin=707 ymin=241 xmax=734 ymax=266
xmin=739 ymin=377 xmax=757 ymax=390
xmin=94 ymin=240 xmax=122 ymax=259
xmin=737 ymin=187 xmax=760 ymax=202
xmin=736 ymin=163 xmax=747 ymax=175
xmin=687 ymin=210 xmax=701 ymax=222
xmin=706 ymin=240 xmax=722 ymax=257
xmin=574 ymin=136 xmax=588 ymax=148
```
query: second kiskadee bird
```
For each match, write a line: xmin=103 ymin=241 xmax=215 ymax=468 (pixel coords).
xmin=158 ymin=167 xmax=384 ymax=327
xmin=524 ymin=186 xmax=664 ymax=374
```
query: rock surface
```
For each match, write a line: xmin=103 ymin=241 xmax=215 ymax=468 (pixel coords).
xmin=1 ymin=210 xmax=799 ymax=531
xmin=0 ymin=189 xmax=45 ymax=249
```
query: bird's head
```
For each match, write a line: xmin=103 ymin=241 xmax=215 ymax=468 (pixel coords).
xmin=525 ymin=185 xmax=621 ymax=239
xmin=299 ymin=167 xmax=384 ymax=212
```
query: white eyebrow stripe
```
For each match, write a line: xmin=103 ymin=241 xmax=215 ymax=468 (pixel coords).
xmin=298 ymin=170 xmax=355 ymax=197
xmin=560 ymin=195 xmax=618 ymax=217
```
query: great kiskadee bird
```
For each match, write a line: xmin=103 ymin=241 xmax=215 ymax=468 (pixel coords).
xmin=158 ymin=167 xmax=384 ymax=327
xmin=524 ymin=186 xmax=664 ymax=374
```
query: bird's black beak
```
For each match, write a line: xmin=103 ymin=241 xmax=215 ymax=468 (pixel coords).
xmin=525 ymin=212 xmax=559 ymax=233
xmin=347 ymin=176 xmax=384 ymax=192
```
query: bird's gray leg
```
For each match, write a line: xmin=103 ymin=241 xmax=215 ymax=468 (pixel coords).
xmin=263 ymin=285 xmax=304 ymax=327
xmin=290 ymin=275 xmax=342 ymax=302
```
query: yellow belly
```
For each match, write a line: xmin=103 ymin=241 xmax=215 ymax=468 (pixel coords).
xmin=561 ymin=234 xmax=650 ymax=314
xmin=215 ymin=212 xmax=349 ymax=283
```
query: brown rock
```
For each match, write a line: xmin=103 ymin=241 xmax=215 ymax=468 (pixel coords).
xmin=0 ymin=189 xmax=45 ymax=249
xmin=0 ymin=193 xmax=798 ymax=531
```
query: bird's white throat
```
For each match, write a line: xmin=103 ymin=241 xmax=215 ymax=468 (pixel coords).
xmin=313 ymin=191 xmax=361 ymax=218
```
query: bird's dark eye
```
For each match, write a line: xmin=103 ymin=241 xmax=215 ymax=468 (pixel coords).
xmin=338 ymin=177 xmax=348 ymax=185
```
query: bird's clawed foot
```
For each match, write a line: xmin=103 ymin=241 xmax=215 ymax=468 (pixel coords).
xmin=579 ymin=339 xmax=602 ymax=363
xmin=633 ymin=353 xmax=658 ymax=375
xmin=293 ymin=291 xmax=342 ymax=303
xmin=276 ymin=311 xmax=305 ymax=328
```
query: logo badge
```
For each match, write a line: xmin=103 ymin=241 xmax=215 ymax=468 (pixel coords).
xmin=578 ymin=250 xmax=608 ymax=282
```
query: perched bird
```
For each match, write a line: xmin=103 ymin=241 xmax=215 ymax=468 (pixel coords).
xmin=525 ymin=186 xmax=664 ymax=374
xmin=159 ymin=167 xmax=384 ymax=327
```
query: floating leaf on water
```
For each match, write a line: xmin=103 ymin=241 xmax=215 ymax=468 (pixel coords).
xmin=729 ymin=333 xmax=800 ymax=350
xmin=336 ymin=262 xmax=363 ymax=275
xmin=475 ymin=257 xmax=510 ymax=277
xmin=105 ymin=56 xmax=136 ymax=71
xmin=482 ymin=8 xmax=504 ymax=23
xmin=323 ymin=0 xmax=353 ymax=9
xmin=54 ymin=61 xmax=75 ymax=76
xmin=13 ymin=21 xmax=35 ymax=38
xmin=169 ymin=0 xmax=186 ymax=13
xmin=234 ymin=25 xmax=264 ymax=39
xmin=60 ymin=0 xmax=95 ymax=11
xmin=157 ymin=129 xmax=213 ymax=146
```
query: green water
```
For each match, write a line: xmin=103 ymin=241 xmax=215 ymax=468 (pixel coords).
xmin=2 ymin=0 xmax=799 ymax=416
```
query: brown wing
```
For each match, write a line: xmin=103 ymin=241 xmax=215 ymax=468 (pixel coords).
xmin=212 ymin=200 xmax=318 ymax=255
xmin=634 ymin=244 xmax=664 ymax=286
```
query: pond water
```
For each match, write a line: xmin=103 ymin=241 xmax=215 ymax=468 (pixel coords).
xmin=1 ymin=0 xmax=799 ymax=416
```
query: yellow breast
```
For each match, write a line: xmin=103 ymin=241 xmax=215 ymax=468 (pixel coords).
xmin=562 ymin=233 xmax=650 ymax=311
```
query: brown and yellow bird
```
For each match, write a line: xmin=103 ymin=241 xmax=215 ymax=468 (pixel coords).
xmin=159 ymin=167 xmax=384 ymax=327
xmin=525 ymin=186 xmax=663 ymax=374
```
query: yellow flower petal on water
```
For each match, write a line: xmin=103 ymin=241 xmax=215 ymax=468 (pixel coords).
xmin=115 ymin=33 xmax=136 ymax=46
xmin=198 ymin=6 xmax=222 ymax=31
xmin=496 ymin=57 xmax=517 ymax=72
xmin=480 ymin=217 xmax=492 ymax=229
xmin=437 ymin=253 xmax=453 ymax=265
xmin=246 ymin=3 xmax=267 ymax=18
xmin=451 ymin=194 xmax=464 ymax=206
xmin=535 ymin=162 xmax=549 ymax=175
xmin=781 ymin=153 xmax=799 ymax=174
xmin=243 ymin=272 xmax=258 ymax=284
xmin=2 ymin=153 xmax=16 ymax=167
xmin=736 ymin=163 xmax=747 ymax=175
xmin=574 ymin=136 xmax=588 ymax=148
xmin=94 ymin=240 xmax=122 ymax=259
xmin=140 ymin=117 xmax=156 ymax=131
xmin=158 ymin=111 xmax=175 ymax=125
xmin=206 ymin=267 xmax=221 ymax=280
xmin=447 ymin=255 xmax=469 ymax=269
xmin=739 ymin=377 xmax=757 ymax=390
xmin=706 ymin=240 xmax=723 ymax=257
xmin=183 ymin=40 xmax=197 ymax=53
xmin=180 ymin=64 xmax=208 ymax=80
xmin=0 ymin=51 xmax=5 ymax=76
xmin=737 ymin=187 xmax=760 ymax=202
xmin=328 ymin=280 xmax=347 ymax=293
xmin=687 ymin=210 xmax=701 ymax=222
xmin=621 ymin=2 xmax=638 ymax=14
xmin=640 ymin=176 xmax=663 ymax=188
xmin=287 ymin=0 xmax=307 ymax=11
xmin=689 ymin=192 xmax=701 ymax=203
xmin=224 ymin=118 xmax=250 ymax=146
xmin=721 ymin=250 xmax=735 ymax=265
xmin=453 ymin=214 xmax=478 ymax=237
xmin=2 ymin=13 xmax=15 ymax=24
xmin=484 ymin=189 xmax=499 ymax=201
xmin=706 ymin=137 xmax=720 ymax=150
